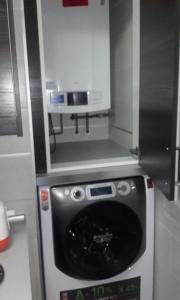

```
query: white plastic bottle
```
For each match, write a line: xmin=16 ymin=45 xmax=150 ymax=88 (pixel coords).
xmin=0 ymin=201 xmax=10 ymax=252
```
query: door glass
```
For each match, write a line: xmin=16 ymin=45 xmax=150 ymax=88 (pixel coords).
xmin=53 ymin=201 xmax=143 ymax=280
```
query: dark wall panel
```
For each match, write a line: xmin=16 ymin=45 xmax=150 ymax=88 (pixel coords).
xmin=139 ymin=0 xmax=179 ymax=200
xmin=24 ymin=0 xmax=47 ymax=174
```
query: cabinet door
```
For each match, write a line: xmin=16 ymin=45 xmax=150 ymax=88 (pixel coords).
xmin=139 ymin=0 xmax=179 ymax=200
xmin=0 ymin=0 xmax=22 ymax=136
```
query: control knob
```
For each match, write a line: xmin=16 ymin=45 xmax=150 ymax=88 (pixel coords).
xmin=71 ymin=187 xmax=85 ymax=201
xmin=117 ymin=181 xmax=131 ymax=196
xmin=73 ymin=190 xmax=82 ymax=199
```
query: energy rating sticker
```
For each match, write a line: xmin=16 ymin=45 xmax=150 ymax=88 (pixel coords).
xmin=60 ymin=277 xmax=141 ymax=300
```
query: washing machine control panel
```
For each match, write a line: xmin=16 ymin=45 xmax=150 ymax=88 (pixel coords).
xmin=68 ymin=180 xmax=133 ymax=202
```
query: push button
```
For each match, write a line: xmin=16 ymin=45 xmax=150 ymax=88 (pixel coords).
xmin=40 ymin=189 xmax=49 ymax=211
xmin=40 ymin=190 xmax=48 ymax=202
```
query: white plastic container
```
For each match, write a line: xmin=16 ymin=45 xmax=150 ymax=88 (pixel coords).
xmin=0 ymin=201 xmax=10 ymax=252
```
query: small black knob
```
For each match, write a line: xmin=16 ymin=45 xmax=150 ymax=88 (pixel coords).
xmin=74 ymin=190 xmax=81 ymax=199
xmin=0 ymin=265 xmax=4 ymax=284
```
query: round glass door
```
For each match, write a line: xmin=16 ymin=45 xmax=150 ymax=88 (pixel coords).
xmin=63 ymin=201 xmax=143 ymax=280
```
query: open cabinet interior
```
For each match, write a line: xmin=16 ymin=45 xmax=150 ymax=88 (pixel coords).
xmin=38 ymin=0 xmax=140 ymax=173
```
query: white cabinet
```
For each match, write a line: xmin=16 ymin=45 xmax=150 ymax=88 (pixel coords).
xmin=24 ymin=0 xmax=180 ymax=200
xmin=35 ymin=0 xmax=140 ymax=174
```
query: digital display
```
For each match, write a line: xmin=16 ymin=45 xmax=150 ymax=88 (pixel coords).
xmin=67 ymin=92 xmax=88 ymax=106
xmin=60 ymin=277 xmax=140 ymax=300
xmin=90 ymin=186 xmax=112 ymax=197
xmin=50 ymin=94 xmax=65 ymax=104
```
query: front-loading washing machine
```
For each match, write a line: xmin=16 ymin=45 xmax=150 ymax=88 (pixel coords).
xmin=38 ymin=174 xmax=154 ymax=300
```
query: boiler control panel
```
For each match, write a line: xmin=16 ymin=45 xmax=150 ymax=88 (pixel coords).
xmin=47 ymin=91 xmax=103 ymax=114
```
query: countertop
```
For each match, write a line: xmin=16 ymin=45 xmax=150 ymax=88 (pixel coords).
xmin=0 ymin=219 xmax=32 ymax=300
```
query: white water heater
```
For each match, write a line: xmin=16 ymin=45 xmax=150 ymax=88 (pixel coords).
xmin=41 ymin=0 xmax=110 ymax=113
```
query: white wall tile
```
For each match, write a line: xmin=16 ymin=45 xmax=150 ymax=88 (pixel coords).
xmin=0 ymin=154 xmax=35 ymax=202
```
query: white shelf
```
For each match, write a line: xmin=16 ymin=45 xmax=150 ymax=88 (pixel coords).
xmin=50 ymin=139 xmax=138 ymax=173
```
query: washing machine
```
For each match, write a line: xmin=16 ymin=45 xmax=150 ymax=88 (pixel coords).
xmin=38 ymin=174 xmax=154 ymax=300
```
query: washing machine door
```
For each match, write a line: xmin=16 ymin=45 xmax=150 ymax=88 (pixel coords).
xmin=53 ymin=201 xmax=143 ymax=280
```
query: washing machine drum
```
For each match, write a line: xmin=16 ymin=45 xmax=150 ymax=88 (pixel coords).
xmin=52 ymin=201 xmax=144 ymax=280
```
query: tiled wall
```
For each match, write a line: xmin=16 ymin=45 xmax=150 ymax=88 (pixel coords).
xmin=154 ymin=188 xmax=180 ymax=300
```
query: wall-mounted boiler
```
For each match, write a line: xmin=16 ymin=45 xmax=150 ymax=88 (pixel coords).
xmin=41 ymin=0 xmax=110 ymax=113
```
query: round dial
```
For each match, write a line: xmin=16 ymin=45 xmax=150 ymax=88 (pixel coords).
xmin=0 ymin=265 xmax=4 ymax=284
xmin=117 ymin=181 xmax=131 ymax=196
xmin=70 ymin=187 xmax=85 ymax=201
xmin=74 ymin=190 xmax=81 ymax=198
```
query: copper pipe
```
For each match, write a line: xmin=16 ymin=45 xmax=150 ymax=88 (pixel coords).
xmin=59 ymin=114 xmax=63 ymax=134
xmin=86 ymin=113 xmax=89 ymax=133
xmin=75 ymin=114 xmax=79 ymax=134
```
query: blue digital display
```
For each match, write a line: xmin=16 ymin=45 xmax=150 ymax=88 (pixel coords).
xmin=50 ymin=94 xmax=65 ymax=104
